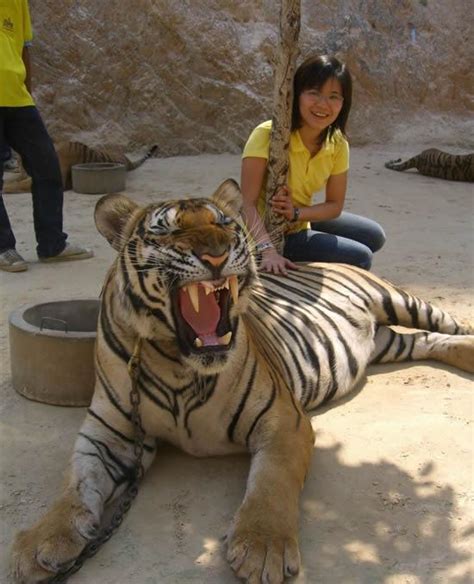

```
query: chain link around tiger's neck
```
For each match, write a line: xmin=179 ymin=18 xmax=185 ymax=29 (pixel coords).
xmin=45 ymin=338 xmax=145 ymax=584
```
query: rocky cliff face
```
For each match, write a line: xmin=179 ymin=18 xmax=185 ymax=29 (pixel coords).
xmin=29 ymin=0 xmax=473 ymax=154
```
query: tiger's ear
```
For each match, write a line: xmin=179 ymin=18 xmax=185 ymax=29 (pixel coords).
xmin=211 ymin=179 xmax=242 ymax=216
xmin=94 ymin=194 xmax=141 ymax=251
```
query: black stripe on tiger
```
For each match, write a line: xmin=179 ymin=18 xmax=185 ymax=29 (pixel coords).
xmin=77 ymin=432 xmax=136 ymax=483
xmin=183 ymin=376 xmax=219 ymax=438
xmin=99 ymin=302 xmax=131 ymax=364
xmin=227 ymin=354 xmax=257 ymax=444
xmin=87 ymin=408 xmax=155 ymax=453
xmin=245 ymin=384 xmax=277 ymax=447
xmin=262 ymin=273 xmax=366 ymax=330
xmin=285 ymin=269 xmax=372 ymax=310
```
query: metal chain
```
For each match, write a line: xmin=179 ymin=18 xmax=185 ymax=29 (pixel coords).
xmin=46 ymin=338 xmax=145 ymax=584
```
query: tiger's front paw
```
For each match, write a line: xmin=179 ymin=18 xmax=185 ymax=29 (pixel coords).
xmin=10 ymin=493 xmax=98 ymax=584
xmin=226 ymin=526 xmax=300 ymax=584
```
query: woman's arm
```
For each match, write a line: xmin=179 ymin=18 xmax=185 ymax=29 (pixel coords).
xmin=240 ymin=157 xmax=297 ymax=275
xmin=271 ymin=171 xmax=347 ymax=223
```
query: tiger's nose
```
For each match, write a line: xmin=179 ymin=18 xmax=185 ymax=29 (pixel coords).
xmin=200 ymin=252 xmax=229 ymax=267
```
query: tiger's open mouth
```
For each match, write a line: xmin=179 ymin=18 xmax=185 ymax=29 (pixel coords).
xmin=172 ymin=276 xmax=239 ymax=353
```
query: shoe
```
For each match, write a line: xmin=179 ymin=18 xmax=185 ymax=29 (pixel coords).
xmin=39 ymin=242 xmax=94 ymax=263
xmin=0 ymin=248 xmax=28 ymax=272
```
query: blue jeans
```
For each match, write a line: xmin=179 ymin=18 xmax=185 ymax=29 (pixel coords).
xmin=284 ymin=212 xmax=386 ymax=270
xmin=0 ymin=106 xmax=67 ymax=257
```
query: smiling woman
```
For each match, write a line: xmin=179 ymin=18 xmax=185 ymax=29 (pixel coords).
xmin=240 ymin=54 xmax=386 ymax=274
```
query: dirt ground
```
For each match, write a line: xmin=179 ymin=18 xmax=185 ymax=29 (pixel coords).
xmin=0 ymin=146 xmax=473 ymax=584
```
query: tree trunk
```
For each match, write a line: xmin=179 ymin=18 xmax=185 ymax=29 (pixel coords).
xmin=264 ymin=0 xmax=301 ymax=253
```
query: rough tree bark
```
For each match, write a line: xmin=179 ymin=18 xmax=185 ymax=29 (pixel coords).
xmin=264 ymin=0 xmax=301 ymax=253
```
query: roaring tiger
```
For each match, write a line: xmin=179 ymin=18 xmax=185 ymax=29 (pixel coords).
xmin=385 ymin=148 xmax=474 ymax=182
xmin=3 ymin=142 xmax=158 ymax=193
xmin=11 ymin=180 xmax=473 ymax=584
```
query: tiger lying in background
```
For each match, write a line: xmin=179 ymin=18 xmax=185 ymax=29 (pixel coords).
xmin=11 ymin=180 xmax=473 ymax=584
xmin=385 ymin=148 xmax=474 ymax=181
xmin=3 ymin=142 xmax=158 ymax=193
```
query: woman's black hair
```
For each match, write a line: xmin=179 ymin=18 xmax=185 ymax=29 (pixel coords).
xmin=291 ymin=55 xmax=352 ymax=144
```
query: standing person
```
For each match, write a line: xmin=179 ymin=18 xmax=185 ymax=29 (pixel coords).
xmin=241 ymin=54 xmax=385 ymax=275
xmin=0 ymin=0 xmax=93 ymax=273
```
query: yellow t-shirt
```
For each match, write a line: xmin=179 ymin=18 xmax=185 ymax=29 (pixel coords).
xmin=0 ymin=0 xmax=34 ymax=106
xmin=242 ymin=120 xmax=349 ymax=233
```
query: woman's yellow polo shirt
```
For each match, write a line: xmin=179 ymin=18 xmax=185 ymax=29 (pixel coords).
xmin=242 ymin=120 xmax=349 ymax=233
xmin=0 ymin=0 xmax=34 ymax=106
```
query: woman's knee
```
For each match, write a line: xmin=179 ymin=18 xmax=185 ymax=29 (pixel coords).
xmin=347 ymin=245 xmax=373 ymax=270
xmin=368 ymin=223 xmax=386 ymax=252
xmin=358 ymin=249 xmax=373 ymax=270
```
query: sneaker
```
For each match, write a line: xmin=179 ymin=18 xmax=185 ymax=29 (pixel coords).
xmin=0 ymin=248 xmax=28 ymax=272
xmin=39 ymin=242 xmax=94 ymax=263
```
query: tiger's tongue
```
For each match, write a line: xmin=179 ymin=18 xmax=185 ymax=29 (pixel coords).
xmin=179 ymin=286 xmax=220 ymax=335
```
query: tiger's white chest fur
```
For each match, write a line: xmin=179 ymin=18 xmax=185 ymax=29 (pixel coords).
xmin=146 ymin=388 xmax=249 ymax=457
xmin=94 ymin=290 xmax=377 ymax=458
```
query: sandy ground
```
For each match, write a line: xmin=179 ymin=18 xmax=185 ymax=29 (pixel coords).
xmin=0 ymin=146 xmax=473 ymax=584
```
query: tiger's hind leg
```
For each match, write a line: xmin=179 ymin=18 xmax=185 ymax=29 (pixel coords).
xmin=370 ymin=325 xmax=474 ymax=373
xmin=10 ymin=413 xmax=156 ymax=584
xmin=356 ymin=269 xmax=472 ymax=337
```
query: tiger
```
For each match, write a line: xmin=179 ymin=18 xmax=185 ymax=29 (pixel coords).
xmin=2 ymin=141 xmax=158 ymax=193
xmin=385 ymin=148 xmax=474 ymax=182
xmin=11 ymin=179 xmax=474 ymax=584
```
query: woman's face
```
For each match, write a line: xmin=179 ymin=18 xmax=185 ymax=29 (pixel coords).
xmin=298 ymin=77 xmax=344 ymax=134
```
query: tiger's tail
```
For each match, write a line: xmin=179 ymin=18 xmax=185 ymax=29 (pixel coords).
xmin=124 ymin=144 xmax=158 ymax=170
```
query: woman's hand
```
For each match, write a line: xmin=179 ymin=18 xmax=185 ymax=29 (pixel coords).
xmin=259 ymin=248 xmax=298 ymax=275
xmin=270 ymin=186 xmax=295 ymax=221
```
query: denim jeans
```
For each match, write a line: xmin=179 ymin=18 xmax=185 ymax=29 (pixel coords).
xmin=0 ymin=106 xmax=67 ymax=257
xmin=284 ymin=211 xmax=386 ymax=270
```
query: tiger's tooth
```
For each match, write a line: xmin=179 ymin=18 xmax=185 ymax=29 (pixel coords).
xmin=202 ymin=281 xmax=215 ymax=295
xmin=229 ymin=275 xmax=239 ymax=304
xmin=223 ymin=278 xmax=230 ymax=289
xmin=188 ymin=283 xmax=200 ymax=312
xmin=194 ymin=337 xmax=203 ymax=348
xmin=219 ymin=332 xmax=232 ymax=345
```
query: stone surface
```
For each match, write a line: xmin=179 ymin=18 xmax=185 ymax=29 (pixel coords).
xmin=29 ymin=0 xmax=473 ymax=153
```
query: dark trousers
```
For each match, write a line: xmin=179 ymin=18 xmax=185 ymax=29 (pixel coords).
xmin=1 ymin=142 xmax=12 ymax=162
xmin=284 ymin=212 xmax=386 ymax=270
xmin=0 ymin=106 xmax=67 ymax=257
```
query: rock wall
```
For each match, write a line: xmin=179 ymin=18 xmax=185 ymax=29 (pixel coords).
xmin=29 ymin=0 xmax=473 ymax=154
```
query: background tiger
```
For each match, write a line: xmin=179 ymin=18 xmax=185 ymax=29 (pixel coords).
xmin=11 ymin=180 xmax=474 ymax=584
xmin=385 ymin=148 xmax=474 ymax=182
xmin=3 ymin=142 xmax=158 ymax=193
